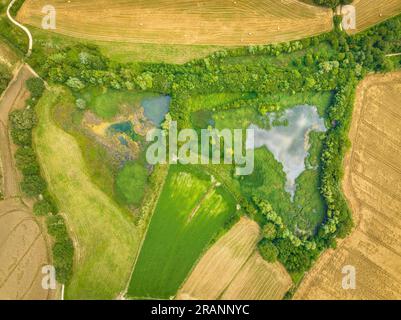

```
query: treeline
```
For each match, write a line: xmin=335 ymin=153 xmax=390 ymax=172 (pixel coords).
xmin=312 ymin=0 xmax=353 ymax=8
xmin=9 ymin=78 xmax=74 ymax=284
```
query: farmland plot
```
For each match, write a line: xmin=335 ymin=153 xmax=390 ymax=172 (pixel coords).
xmin=128 ymin=165 xmax=236 ymax=299
xmin=350 ymin=0 xmax=401 ymax=34
xmin=294 ymin=72 xmax=401 ymax=300
xmin=18 ymin=0 xmax=332 ymax=46
xmin=178 ymin=217 xmax=292 ymax=300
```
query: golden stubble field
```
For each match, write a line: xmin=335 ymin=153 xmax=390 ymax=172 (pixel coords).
xmin=177 ymin=217 xmax=292 ymax=300
xmin=17 ymin=0 xmax=333 ymax=46
xmin=350 ymin=0 xmax=401 ymax=34
xmin=295 ymin=71 xmax=401 ymax=300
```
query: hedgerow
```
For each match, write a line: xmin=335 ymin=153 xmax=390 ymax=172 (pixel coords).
xmin=9 ymin=77 xmax=74 ymax=284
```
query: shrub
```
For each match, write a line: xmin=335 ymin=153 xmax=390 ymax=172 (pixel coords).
xmin=34 ymin=198 xmax=58 ymax=216
xmin=21 ymin=175 xmax=46 ymax=197
xmin=47 ymin=215 xmax=68 ymax=239
xmin=75 ymin=98 xmax=86 ymax=110
xmin=258 ymin=240 xmax=279 ymax=263
xmin=15 ymin=147 xmax=36 ymax=170
xmin=262 ymin=222 xmax=277 ymax=240
xmin=52 ymin=239 xmax=74 ymax=283
xmin=26 ymin=77 xmax=45 ymax=99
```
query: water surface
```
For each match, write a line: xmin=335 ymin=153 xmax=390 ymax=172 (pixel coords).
xmin=141 ymin=96 xmax=171 ymax=126
xmin=246 ymin=105 xmax=326 ymax=198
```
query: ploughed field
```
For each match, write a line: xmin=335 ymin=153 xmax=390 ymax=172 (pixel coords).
xmin=294 ymin=72 xmax=401 ymax=299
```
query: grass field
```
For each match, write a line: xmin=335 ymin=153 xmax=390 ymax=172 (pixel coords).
xmin=77 ymin=87 xmax=157 ymax=120
xmin=295 ymin=72 xmax=401 ymax=299
xmin=0 ymin=39 xmax=19 ymax=68
xmin=18 ymin=0 xmax=333 ymax=47
xmin=178 ymin=217 xmax=292 ymax=300
xmin=34 ymin=87 xmax=141 ymax=299
xmin=128 ymin=165 xmax=236 ymax=299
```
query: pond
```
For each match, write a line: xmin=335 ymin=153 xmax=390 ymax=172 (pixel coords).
xmin=246 ymin=105 xmax=326 ymax=199
xmin=108 ymin=121 xmax=139 ymax=141
xmin=141 ymin=95 xmax=171 ymax=126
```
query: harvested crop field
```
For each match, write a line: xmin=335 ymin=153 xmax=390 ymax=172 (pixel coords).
xmin=0 ymin=199 xmax=50 ymax=300
xmin=177 ymin=217 xmax=292 ymax=300
xmin=294 ymin=72 xmax=401 ymax=300
xmin=18 ymin=0 xmax=333 ymax=46
xmin=0 ymin=40 xmax=19 ymax=68
xmin=349 ymin=0 xmax=401 ymax=33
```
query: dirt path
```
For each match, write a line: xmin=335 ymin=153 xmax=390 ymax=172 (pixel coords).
xmin=7 ymin=0 xmax=33 ymax=57
xmin=0 ymin=65 xmax=54 ymax=300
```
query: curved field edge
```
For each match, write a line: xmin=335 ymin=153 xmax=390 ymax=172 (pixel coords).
xmin=33 ymin=87 xmax=141 ymax=300
xmin=294 ymin=71 xmax=401 ymax=299
xmin=17 ymin=0 xmax=333 ymax=46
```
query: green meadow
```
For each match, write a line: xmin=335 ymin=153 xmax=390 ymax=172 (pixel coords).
xmin=128 ymin=165 xmax=236 ymax=299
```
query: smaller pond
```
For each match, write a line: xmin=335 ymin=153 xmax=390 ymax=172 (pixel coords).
xmin=141 ymin=96 xmax=171 ymax=126
xmin=246 ymin=105 xmax=326 ymax=199
xmin=108 ymin=121 xmax=139 ymax=141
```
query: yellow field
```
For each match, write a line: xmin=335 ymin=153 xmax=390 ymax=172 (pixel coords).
xmin=294 ymin=72 xmax=401 ymax=300
xmin=18 ymin=0 xmax=332 ymax=47
xmin=0 ymin=198 xmax=50 ymax=300
xmin=177 ymin=217 xmax=292 ymax=300
xmin=351 ymin=0 xmax=401 ymax=33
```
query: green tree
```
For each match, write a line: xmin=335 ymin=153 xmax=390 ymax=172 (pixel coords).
xmin=258 ymin=240 xmax=279 ymax=263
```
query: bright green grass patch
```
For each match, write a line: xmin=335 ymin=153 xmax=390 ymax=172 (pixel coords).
xmin=127 ymin=165 xmax=236 ymax=299
xmin=77 ymin=87 xmax=157 ymax=120
xmin=115 ymin=161 xmax=148 ymax=206
xmin=34 ymin=87 xmax=140 ymax=299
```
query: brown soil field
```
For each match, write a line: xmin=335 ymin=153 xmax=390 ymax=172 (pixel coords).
xmin=18 ymin=0 xmax=333 ymax=46
xmin=177 ymin=217 xmax=292 ymax=300
xmin=0 ymin=198 xmax=50 ymax=300
xmin=294 ymin=71 xmax=401 ymax=300
xmin=351 ymin=0 xmax=401 ymax=34
xmin=0 ymin=65 xmax=53 ymax=300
